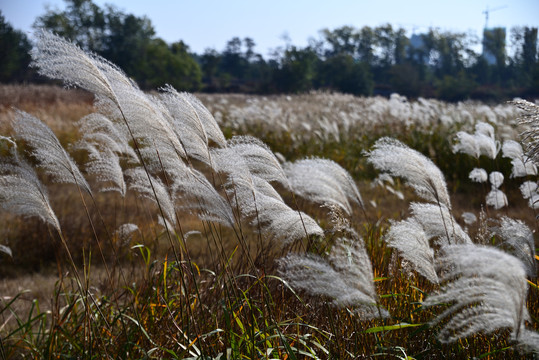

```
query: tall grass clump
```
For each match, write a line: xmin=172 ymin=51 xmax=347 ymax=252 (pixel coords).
xmin=0 ymin=30 xmax=539 ymax=359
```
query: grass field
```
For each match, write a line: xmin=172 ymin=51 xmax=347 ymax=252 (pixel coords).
xmin=1 ymin=32 xmax=539 ymax=360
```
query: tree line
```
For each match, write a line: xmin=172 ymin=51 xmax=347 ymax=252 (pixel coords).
xmin=1 ymin=0 xmax=538 ymax=101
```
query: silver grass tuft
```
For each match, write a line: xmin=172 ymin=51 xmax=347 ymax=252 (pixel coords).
xmin=160 ymin=86 xmax=225 ymax=148
xmin=502 ymin=140 xmax=525 ymax=159
xmin=77 ymin=113 xmax=138 ymax=162
xmin=226 ymin=136 xmax=289 ymax=187
xmin=423 ymin=245 xmax=533 ymax=344
xmin=502 ymin=140 xmax=538 ymax=177
xmin=453 ymin=122 xmax=499 ymax=159
xmin=385 ymin=217 xmax=439 ymax=283
xmin=520 ymin=181 xmax=538 ymax=200
xmin=170 ymin=168 xmax=235 ymax=227
xmin=31 ymin=31 xmax=186 ymax=175
xmin=284 ymin=157 xmax=363 ymax=216
xmin=0 ymin=159 xmax=60 ymax=232
xmin=516 ymin=329 xmax=539 ymax=354
xmin=31 ymin=30 xmax=128 ymax=104
xmin=230 ymin=173 xmax=323 ymax=244
xmin=81 ymin=143 xmax=126 ymax=196
xmin=494 ymin=217 xmax=537 ymax=278
xmin=461 ymin=212 xmax=477 ymax=225
xmin=279 ymin=238 xmax=387 ymax=319
xmin=469 ymin=168 xmax=488 ymax=183
xmin=159 ymin=87 xmax=214 ymax=165
xmin=452 ymin=132 xmax=478 ymax=157
xmin=486 ymin=189 xmax=508 ymax=209
xmin=115 ymin=223 xmax=139 ymax=245
xmin=475 ymin=122 xmax=499 ymax=159
xmin=489 ymin=171 xmax=504 ymax=189
xmin=366 ymin=137 xmax=450 ymax=208
xmin=512 ymin=100 xmax=539 ymax=166
xmin=510 ymin=158 xmax=538 ymax=178
xmin=410 ymin=202 xmax=472 ymax=246
xmin=125 ymin=168 xmax=176 ymax=227
xmin=12 ymin=110 xmax=91 ymax=194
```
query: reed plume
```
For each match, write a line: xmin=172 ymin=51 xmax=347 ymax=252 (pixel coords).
xmin=424 ymin=245 xmax=535 ymax=347
xmin=279 ymin=238 xmax=387 ymax=319
xmin=366 ymin=137 xmax=451 ymax=208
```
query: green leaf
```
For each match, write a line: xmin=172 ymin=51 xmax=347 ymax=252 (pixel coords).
xmin=364 ymin=323 xmax=423 ymax=334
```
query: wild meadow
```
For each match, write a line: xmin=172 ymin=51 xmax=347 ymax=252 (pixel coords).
xmin=1 ymin=31 xmax=539 ymax=359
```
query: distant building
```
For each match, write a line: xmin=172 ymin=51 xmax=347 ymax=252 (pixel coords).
xmin=482 ymin=27 xmax=506 ymax=65
xmin=408 ymin=34 xmax=428 ymax=64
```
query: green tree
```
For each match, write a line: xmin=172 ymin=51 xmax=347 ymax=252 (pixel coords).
xmin=34 ymin=0 xmax=106 ymax=51
xmin=274 ymin=46 xmax=318 ymax=93
xmin=200 ymin=48 xmax=221 ymax=91
xmin=482 ymin=27 xmax=507 ymax=84
xmin=139 ymin=39 xmax=201 ymax=91
xmin=318 ymin=54 xmax=372 ymax=95
xmin=511 ymin=26 xmax=538 ymax=89
xmin=101 ymin=8 xmax=155 ymax=78
xmin=357 ymin=26 xmax=376 ymax=64
xmin=321 ymin=25 xmax=358 ymax=57
xmin=34 ymin=0 xmax=201 ymax=90
xmin=0 ymin=13 xmax=32 ymax=82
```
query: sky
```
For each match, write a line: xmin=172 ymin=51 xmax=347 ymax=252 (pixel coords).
xmin=1 ymin=0 xmax=538 ymax=57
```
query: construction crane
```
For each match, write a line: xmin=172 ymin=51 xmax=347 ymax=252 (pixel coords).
xmin=482 ymin=5 xmax=507 ymax=29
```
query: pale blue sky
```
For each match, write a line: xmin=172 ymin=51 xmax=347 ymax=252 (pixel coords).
xmin=1 ymin=0 xmax=538 ymax=56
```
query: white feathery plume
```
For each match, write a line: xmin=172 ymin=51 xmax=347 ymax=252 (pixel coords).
xmin=516 ymin=329 xmax=539 ymax=354
xmin=82 ymin=143 xmax=126 ymax=196
xmin=160 ymin=86 xmax=225 ymax=147
xmin=112 ymin=88 xmax=187 ymax=175
xmin=226 ymin=136 xmax=289 ymax=187
xmin=285 ymin=157 xmax=363 ymax=216
xmin=231 ymin=174 xmax=323 ymax=244
xmin=475 ymin=122 xmax=495 ymax=138
xmin=469 ymin=168 xmax=488 ymax=183
xmin=486 ymin=171 xmax=508 ymax=209
xmin=31 ymin=31 xmax=186 ymax=175
xmin=77 ymin=113 xmax=138 ymax=162
xmin=503 ymin=140 xmax=538 ymax=177
xmin=211 ymin=144 xmax=290 ymax=229
xmin=212 ymin=143 xmax=321 ymax=237
xmin=125 ymin=168 xmax=176 ymax=227
xmin=478 ymin=137 xmax=500 ymax=159
xmin=503 ymin=140 xmax=525 ymax=160
xmin=278 ymin=238 xmax=388 ymax=318
xmin=475 ymin=123 xmax=499 ymax=159
xmin=12 ymin=110 xmax=91 ymax=194
xmin=461 ymin=212 xmax=477 ymax=225
xmin=183 ymin=93 xmax=226 ymax=147
xmin=512 ymin=100 xmax=539 ymax=166
xmin=159 ymin=87 xmax=214 ymax=165
xmin=385 ymin=217 xmax=439 ymax=283
xmin=453 ymin=131 xmax=479 ymax=158
xmin=510 ymin=158 xmax=538 ymax=178
xmin=171 ymin=168 xmax=235 ymax=227
xmin=494 ymin=217 xmax=536 ymax=278
xmin=486 ymin=189 xmax=508 ymax=209
xmin=0 ymin=158 xmax=60 ymax=232
xmin=489 ymin=171 xmax=504 ymax=189
xmin=115 ymin=223 xmax=139 ymax=245
xmin=453 ymin=122 xmax=499 ymax=159
xmin=423 ymin=245 xmax=534 ymax=346
xmin=30 ymin=30 xmax=128 ymax=105
xmin=520 ymin=181 xmax=538 ymax=200
xmin=410 ymin=202 xmax=472 ymax=246
xmin=366 ymin=137 xmax=451 ymax=209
